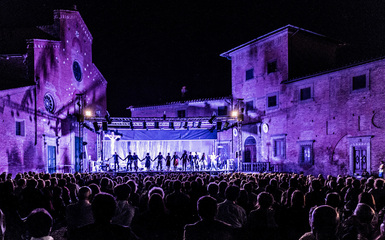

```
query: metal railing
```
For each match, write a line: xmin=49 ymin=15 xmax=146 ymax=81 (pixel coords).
xmin=241 ymin=162 xmax=282 ymax=173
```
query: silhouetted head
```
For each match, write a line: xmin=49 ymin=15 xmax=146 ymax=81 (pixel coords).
xmin=78 ymin=186 xmax=92 ymax=201
xmin=257 ymin=191 xmax=274 ymax=209
xmin=353 ymin=203 xmax=375 ymax=224
xmin=114 ymin=184 xmax=131 ymax=201
xmin=26 ymin=208 xmax=53 ymax=238
xmin=325 ymin=192 xmax=341 ymax=209
xmin=310 ymin=205 xmax=340 ymax=239
xmin=92 ymin=193 xmax=116 ymax=223
xmin=225 ymin=185 xmax=240 ymax=202
xmin=197 ymin=196 xmax=217 ymax=220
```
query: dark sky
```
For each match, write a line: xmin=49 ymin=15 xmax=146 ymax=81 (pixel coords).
xmin=2 ymin=0 xmax=385 ymax=116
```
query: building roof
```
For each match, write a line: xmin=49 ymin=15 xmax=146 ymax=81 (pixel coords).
xmin=220 ymin=24 xmax=340 ymax=59
xmin=128 ymin=96 xmax=232 ymax=110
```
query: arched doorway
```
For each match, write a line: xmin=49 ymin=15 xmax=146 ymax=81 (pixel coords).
xmin=244 ymin=136 xmax=257 ymax=163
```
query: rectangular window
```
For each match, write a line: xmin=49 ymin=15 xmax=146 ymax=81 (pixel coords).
xmin=246 ymin=68 xmax=254 ymax=80
xmin=268 ymin=95 xmax=277 ymax=108
xmin=16 ymin=120 xmax=25 ymax=136
xmin=267 ymin=60 xmax=277 ymax=73
xmin=246 ymin=101 xmax=254 ymax=112
xmin=274 ymin=139 xmax=285 ymax=157
xmin=177 ymin=110 xmax=185 ymax=118
xmin=352 ymin=75 xmax=366 ymax=90
xmin=218 ymin=106 xmax=228 ymax=116
xmin=300 ymin=87 xmax=311 ymax=101
xmin=298 ymin=140 xmax=314 ymax=165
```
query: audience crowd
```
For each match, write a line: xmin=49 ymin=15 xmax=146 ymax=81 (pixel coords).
xmin=0 ymin=170 xmax=384 ymax=239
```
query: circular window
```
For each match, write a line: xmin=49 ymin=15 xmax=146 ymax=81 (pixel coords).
xmin=73 ymin=61 xmax=82 ymax=82
xmin=44 ymin=94 xmax=55 ymax=113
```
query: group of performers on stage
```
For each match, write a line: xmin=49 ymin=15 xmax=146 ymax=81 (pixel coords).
xmin=102 ymin=150 xmax=229 ymax=172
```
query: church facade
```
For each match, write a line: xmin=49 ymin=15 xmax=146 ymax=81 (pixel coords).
xmin=0 ymin=9 xmax=107 ymax=175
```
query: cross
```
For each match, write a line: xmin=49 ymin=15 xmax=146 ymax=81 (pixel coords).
xmin=105 ymin=132 xmax=121 ymax=156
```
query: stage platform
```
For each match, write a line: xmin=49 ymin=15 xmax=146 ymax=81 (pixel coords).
xmin=92 ymin=169 xmax=234 ymax=176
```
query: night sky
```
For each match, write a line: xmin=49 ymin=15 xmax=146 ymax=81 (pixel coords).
xmin=1 ymin=0 xmax=385 ymax=116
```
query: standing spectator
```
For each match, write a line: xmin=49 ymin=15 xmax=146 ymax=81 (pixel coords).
xmin=184 ymin=196 xmax=234 ymax=240
xmin=165 ymin=180 xmax=191 ymax=230
xmin=25 ymin=208 xmax=53 ymax=240
xmin=217 ymin=185 xmax=247 ymax=229
xmin=247 ymin=192 xmax=278 ymax=240
xmin=299 ymin=205 xmax=340 ymax=240
xmin=73 ymin=193 xmax=139 ymax=240
xmin=66 ymin=186 xmax=94 ymax=239
xmin=112 ymin=184 xmax=136 ymax=227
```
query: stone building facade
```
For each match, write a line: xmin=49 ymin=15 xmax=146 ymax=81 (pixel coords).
xmin=220 ymin=25 xmax=385 ymax=176
xmin=0 ymin=9 xmax=107 ymax=175
xmin=126 ymin=25 xmax=385 ymax=176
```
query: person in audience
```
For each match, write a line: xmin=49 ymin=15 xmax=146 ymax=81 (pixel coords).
xmin=299 ymin=205 xmax=340 ymax=240
xmin=73 ymin=192 xmax=139 ymax=240
xmin=217 ymin=185 xmax=247 ymax=229
xmin=184 ymin=196 xmax=234 ymax=240
xmin=25 ymin=208 xmax=53 ymax=240
xmin=111 ymin=183 xmax=136 ymax=227
xmin=66 ymin=186 xmax=94 ymax=239
xmin=247 ymin=192 xmax=278 ymax=240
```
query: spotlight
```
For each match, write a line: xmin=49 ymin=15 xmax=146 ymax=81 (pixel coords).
xmin=93 ymin=122 xmax=100 ymax=131
xmin=105 ymin=112 xmax=112 ymax=124
xmin=102 ymin=122 xmax=108 ymax=131
xmin=209 ymin=115 xmax=216 ymax=124
xmin=223 ymin=121 xmax=230 ymax=130
xmin=217 ymin=122 xmax=222 ymax=131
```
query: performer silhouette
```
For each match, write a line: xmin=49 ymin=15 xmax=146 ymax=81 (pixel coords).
xmin=125 ymin=152 xmax=133 ymax=171
xmin=200 ymin=153 xmax=206 ymax=171
xmin=193 ymin=152 xmax=199 ymax=171
xmin=165 ymin=153 xmax=171 ymax=171
xmin=188 ymin=152 xmax=194 ymax=171
xmin=181 ymin=150 xmax=188 ymax=171
xmin=171 ymin=152 xmax=179 ymax=171
xmin=141 ymin=153 xmax=154 ymax=171
xmin=132 ymin=152 xmax=139 ymax=172
xmin=108 ymin=152 xmax=123 ymax=172
xmin=154 ymin=152 xmax=164 ymax=171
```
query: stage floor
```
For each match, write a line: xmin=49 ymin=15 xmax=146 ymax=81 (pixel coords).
xmin=91 ymin=169 xmax=233 ymax=176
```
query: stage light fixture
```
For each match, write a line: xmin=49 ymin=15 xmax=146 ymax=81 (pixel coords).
xmin=154 ymin=122 xmax=159 ymax=128
xmin=169 ymin=122 xmax=174 ymax=129
xmin=209 ymin=115 xmax=216 ymax=124
xmin=197 ymin=122 xmax=202 ymax=128
xmin=223 ymin=121 xmax=230 ymax=130
xmin=163 ymin=111 xmax=166 ymax=120
xmin=143 ymin=121 xmax=147 ymax=129
xmin=217 ymin=121 xmax=222 ymax=130
xmin=93 ymin=122 xmax=100 ymax=131
xmin=130 ymin=121 xmax=134 ymax=130
xmin=183 ymin=121 xmax=188 ymax=128
xmin=102 ymin=122 xmax=108 ymax=131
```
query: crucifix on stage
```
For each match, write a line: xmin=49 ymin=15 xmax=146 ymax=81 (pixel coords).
xmin=105 ymin=132 xmax=121 ymax=156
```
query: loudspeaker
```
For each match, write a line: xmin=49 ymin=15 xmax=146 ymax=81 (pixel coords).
xmin=102 ymin=122 xmax=108 ymax=131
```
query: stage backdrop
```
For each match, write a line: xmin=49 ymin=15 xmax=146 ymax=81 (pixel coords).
xmin=103 ymin=129 xmax=217 ymax=169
